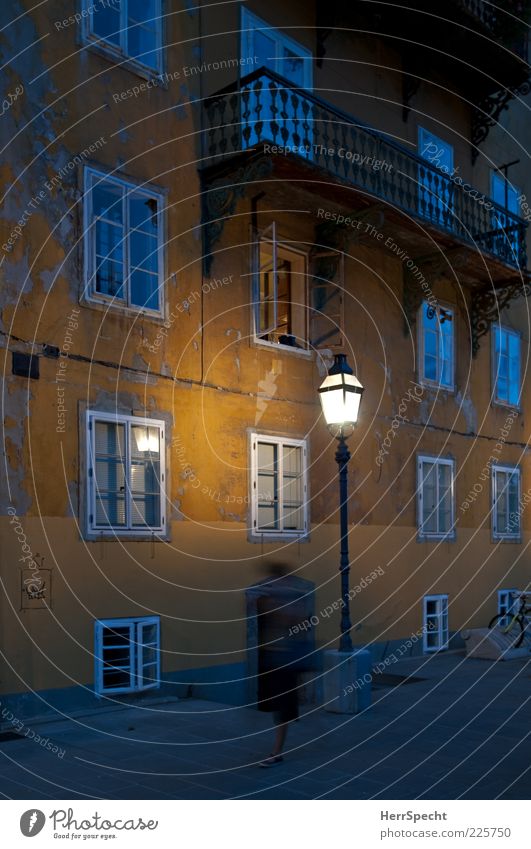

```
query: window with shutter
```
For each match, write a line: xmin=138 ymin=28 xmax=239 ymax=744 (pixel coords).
xmin=87 ymin=412 xmax=165 ymax=535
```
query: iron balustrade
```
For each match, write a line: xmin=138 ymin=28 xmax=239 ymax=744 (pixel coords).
xmin=204 ymin=68 xmax=528 ymax=270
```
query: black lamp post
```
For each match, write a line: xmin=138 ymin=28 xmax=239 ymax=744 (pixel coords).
xmin=318 ymin=353 xmax=364 ymax=653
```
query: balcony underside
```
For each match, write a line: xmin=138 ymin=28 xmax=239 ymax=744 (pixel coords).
xmin=202 ymin=148 xmax=530 ymax=356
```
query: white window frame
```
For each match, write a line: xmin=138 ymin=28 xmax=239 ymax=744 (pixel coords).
xmin=491 ymin=324 xmax=521 ymax=409
xmin=417 ymin=455 xmax=455 ymax=541
xmin=83 ymin=167 xmax=165 ymax=316
xmin=417 ymin=301 xmax=455 ymax=391
xmin=241 ymin=8 xmax=312 ymax=88
xmin=491 ymin=464 xmax=521 ymax=541
xmin=423 ymin=595 xmax=449 ymax=653
xmin=250 ymin=433 xmax=309 ymax=539
xmin=252 ymin=223 xmax=310 ymax=354
xmin=497 ymin=588 xmax=518 ymax=627
xmin=94 ymin=616 xmax=160 ymax=695
xmin=82 ymin=0 xmax=163 ymax=75
xmin=86 ymin=410 xmax=166 ymax=537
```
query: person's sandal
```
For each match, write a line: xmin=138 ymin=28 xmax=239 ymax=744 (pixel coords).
xmin=259 ymin=754 xmax=284 ymax=768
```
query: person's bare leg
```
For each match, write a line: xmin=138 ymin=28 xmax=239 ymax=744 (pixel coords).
xmin=272 ymin=721 xmax=289 ymax=756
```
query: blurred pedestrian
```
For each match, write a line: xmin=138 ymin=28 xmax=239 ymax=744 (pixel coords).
xmin=256 ymin=562 xmax=313 ymax=767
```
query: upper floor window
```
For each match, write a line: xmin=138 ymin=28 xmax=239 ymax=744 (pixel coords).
xmin=418 ymin=128 xmax=454 ymax=225
xmin=492 ymin=325 xmax=520 ymax=407
xmin=94 ymin=616 xmax=160 ymax=695
xmin=83 ymin=0 xmax=163 ymax=73
xmin=84 ymin=168 xmax=163 ymax=315
xmin=241 ymin=8 xmax=312 ymax=88
xmin=253 ymin=223 xmax=309 ymax=350
xmin=250 ymin=433 xmax=308 ymax=538
xmin=417 ymin=455 xmax=455 ymax=540
xmin=419 ymin=302 xmax=454 ymax=389
xmin=492 ymin=465 xmax=520 ymax=540
xmin=87 ymin=411 xmax=166 ymax=536
xmin=491 ymin=172 xmax=519 ymax=213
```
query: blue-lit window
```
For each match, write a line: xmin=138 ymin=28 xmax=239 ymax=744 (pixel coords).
xmin=492 ymin=465 xmax=520 ymax=540
xmin=84 ymin=0 xmax=162 ymax=73
xmin=419 ymin=302 xmax=454 ymax=389
xmin=241 ymin=8 xmax=312 ymax=88
xmin=85 ymin=168 xmax=163 ymax=314
xmin=492 ymin=325 xmax=520 ymax=407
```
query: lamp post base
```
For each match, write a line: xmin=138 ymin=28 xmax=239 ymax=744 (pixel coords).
xmin=322 ymin=649 xmax=372 ymax=714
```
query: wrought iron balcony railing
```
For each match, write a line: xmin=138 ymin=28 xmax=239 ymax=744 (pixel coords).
xmin=457 ymin=0 xmax=530 ymax=57
xmin=204 ymin=69 xmax=528 ymax=270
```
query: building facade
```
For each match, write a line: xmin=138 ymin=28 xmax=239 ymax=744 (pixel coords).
xmin=1 ymin=0 xmax=530 ymax=721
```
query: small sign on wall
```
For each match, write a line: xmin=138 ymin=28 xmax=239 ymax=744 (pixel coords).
xmin=20 ymin=563 xmax=52 ymax=610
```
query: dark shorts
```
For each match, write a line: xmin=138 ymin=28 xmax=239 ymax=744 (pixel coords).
xmin=257 ymin=668 xmax=299 ymax=723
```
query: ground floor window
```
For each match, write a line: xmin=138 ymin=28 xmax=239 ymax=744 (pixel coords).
xmin=94 ymin=616 xmax=160 ymax=695
xmin=423 ymin=595 xmax=449 ymax=652
xmin=497 ymin=588 xmax=518 ymax=627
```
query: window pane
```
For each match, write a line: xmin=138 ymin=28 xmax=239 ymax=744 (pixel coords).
xmin=253 ymin=30 xmax=276 ymax=71
xmin=130 ymin=425 xmax=161 ymax=527
xmin=91 ymin=3 xmax=121 ymax=45
xmin=258 ymin=504 xmax=278 ymax=530
xmin=129 ymin=0 xmax=158 ymax=24
xmin=96 ymin=220 xmax=124 ymax=264
xmin=257 ymin=473 xmax=276 ymax=503
xmin=94 ymin=422 xmax=126 ymax=526
xmin=130 ymin=269 xmax=159 ymax=310
xmin=424 ymin=354 xmax=437 ymax=382
xmin=282 ymin=47 xmax=304 ymax=85
xmin=282 ymin=445 xmax=301 ymax=476
xmin=508 ymin=335 xmax=520 ymax=404
xmin=421 ymin=463 xmax=437 ymax=532
xmin=129 ymin=195 xmax=159 ymax=235
xmin=258 ymin=442 xmax=276 ymax=471
xmin=438 ymin=464 xmax=452 ymax=532
xmin=95 ymin=258 xmax=124 ymax=299
xmin=131 ymin=425 xmax=160 ymax=456
xmin=130 ymin=231 xmax=158 ymax=273
xmin=127 ymin=16 xmax=158 ymax=68
xmin=92 ymin=182 xmax=123 ymax=223
xmin=131 ymin=495 xmax=160 ymax=526
xmin=282 ymin=503 xmax=303 ymax=530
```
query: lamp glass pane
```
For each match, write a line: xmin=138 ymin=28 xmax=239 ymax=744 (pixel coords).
xmin=319 ymin=373 xmax=362 ymax=425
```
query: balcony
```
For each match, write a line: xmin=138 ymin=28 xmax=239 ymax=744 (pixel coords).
xmin=203 ymin=68 xmax=528 ymax=272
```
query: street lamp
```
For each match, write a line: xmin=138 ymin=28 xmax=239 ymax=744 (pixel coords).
xmin=319 ymin=353 xmax=364 ymax=652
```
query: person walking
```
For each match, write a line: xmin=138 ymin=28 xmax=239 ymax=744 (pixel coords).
xmin=256 ymin=562 xmax=313 ymax=767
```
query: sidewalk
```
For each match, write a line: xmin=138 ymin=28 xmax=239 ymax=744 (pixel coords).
xmin=0 ymin=652 xmax=529 ymax=800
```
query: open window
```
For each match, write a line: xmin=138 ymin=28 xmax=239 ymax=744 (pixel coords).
xmin=253 ymin=224 xmax=309 ymax=350
xmin=94 ymin=616 xmax=160 ymax=695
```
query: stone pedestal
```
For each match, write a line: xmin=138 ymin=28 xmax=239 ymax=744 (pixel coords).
xmin=322 ymin=649 xmax=372 ymax=714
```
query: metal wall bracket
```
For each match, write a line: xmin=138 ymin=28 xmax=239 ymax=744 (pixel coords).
xmin=470 ymin=277 xmax=531 ymax=357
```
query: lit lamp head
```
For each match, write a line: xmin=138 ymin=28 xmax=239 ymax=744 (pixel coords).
xmin=318 ymin=353 xmax=363 ymax=439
